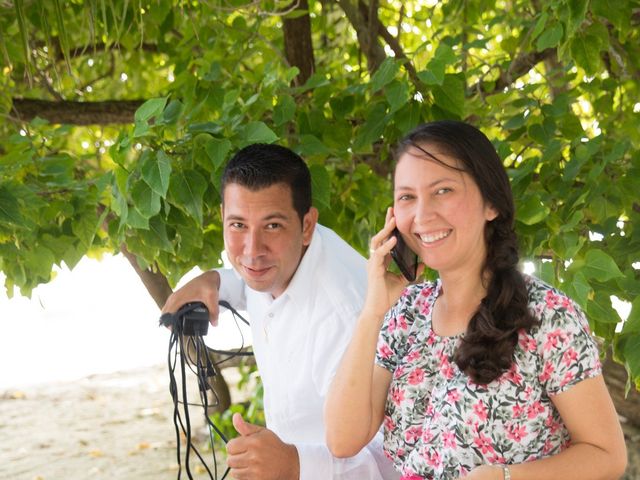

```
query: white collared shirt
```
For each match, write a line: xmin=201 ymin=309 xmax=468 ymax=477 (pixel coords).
xmin=217 ymin=225 xmax=398 ymax=480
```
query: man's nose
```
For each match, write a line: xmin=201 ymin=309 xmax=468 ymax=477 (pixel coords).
xmin=244 ymin=230 xmax=265 ymax=256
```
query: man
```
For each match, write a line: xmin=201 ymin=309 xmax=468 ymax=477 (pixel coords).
xmin=162 ymin=144 xmax=398 ymax=480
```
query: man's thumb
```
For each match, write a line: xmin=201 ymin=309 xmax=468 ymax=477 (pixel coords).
xmin=232 ymin=413 xmax=263 ymax=436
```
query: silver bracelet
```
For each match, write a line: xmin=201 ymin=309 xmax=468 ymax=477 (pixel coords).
xmin=502 ymin=465 xmax=511 ymax=480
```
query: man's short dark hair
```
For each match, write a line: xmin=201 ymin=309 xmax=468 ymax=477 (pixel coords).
xmin=221 ymin=143 xmax=312 ymax=222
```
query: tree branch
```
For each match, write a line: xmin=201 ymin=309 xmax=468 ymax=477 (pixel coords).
xmin=11 ymin=98 xmax=145 ymax=125
xmin=337 ymin=0 xmax=386 ymax=73
xmin=119 ymin=244 xmax=173 ymax=310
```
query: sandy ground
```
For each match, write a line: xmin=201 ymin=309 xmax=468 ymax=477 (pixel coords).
xmin=0 ymin=364 xmax=233 ymax=480
xmin=2 ymin=364 xmax=639 ymax=480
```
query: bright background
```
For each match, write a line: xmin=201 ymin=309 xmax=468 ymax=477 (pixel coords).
xmin=0 ymin=254 xmax=251 ymax=389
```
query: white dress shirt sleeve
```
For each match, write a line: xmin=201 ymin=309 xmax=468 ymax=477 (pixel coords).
xmin=296 ymin=431 xmax=399 ymax=480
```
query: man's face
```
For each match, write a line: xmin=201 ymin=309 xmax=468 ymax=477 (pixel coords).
xmin=222 ymin=182 xmax=317 ymax=298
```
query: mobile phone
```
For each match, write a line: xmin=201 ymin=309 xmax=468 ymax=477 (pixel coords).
xmin=390 ymin=228 xmax=418 ymax=282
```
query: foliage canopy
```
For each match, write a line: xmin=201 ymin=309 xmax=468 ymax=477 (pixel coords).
xmin=1 ymin=0 xmax=639 ymax=388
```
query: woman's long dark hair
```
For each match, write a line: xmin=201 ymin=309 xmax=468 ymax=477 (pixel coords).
xmin=396 ymin=121 xmax=537 ymax=384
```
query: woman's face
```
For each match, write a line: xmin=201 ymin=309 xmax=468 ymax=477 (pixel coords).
xmin=393 ymin=145 xmax=497 ymax=277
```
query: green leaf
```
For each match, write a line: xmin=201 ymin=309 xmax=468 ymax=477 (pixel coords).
xmin=563 ymin=271 xmax=591 ymax=308
xmin=274 ymin=95 xmax=296 ymax=126
xmin=353 ymin=103 xmax=388 ymax=152
xmin=168 ymin=169 xmax=208 ymax=226
xmin=536 ymin=22 xmax=563 ymax=50
xmin=147 ymin=216 xmax=174 ymax=253
xmin=620 ymin=296 xmax=640 ymax=335
xmin=620 ymin=336 xmax=640 ymax=390
xmin=310 ymin=164 xmax=331 ymax=210
xmin=141 ymin=150 xmax=172 ymax=198
xmin=205 ymin=138 xmax=232 ymax=170
xmin=570 ymin=33 xmax=602 ymax=76
xmin=0 ymin=185 xmax=23 ymax=226
xmin=432 ymin=73 xmax=465 ymax=117
xmin=418 ymin=43 xmax=456 ymax=86
xmin=370 ymin=58 xmax=401 ymax=92
xmin=134 ymin=96 xmax=168 ymax=123
xmin=239 ymin=121 xmax=278 ymax=146
xmin=132 ymin=181 xmax=162 ymax=218
xmin=530 ymin=11 xmax=549 ymax=46
xmin=385 ymin=80 xmax=410 ymax=114
xmin=516 ymin=194 xmax=550 ymax=225
xmin=582 ymin=249 xmax=624 ymax=282
xmin=298 ymin=135 xmax=331 ymax=157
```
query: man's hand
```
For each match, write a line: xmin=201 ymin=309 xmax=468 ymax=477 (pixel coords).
xmin=226 ymin=413 xmax=300 ymax=480
xmin=161 ymin=270 xmax=221 ymax=326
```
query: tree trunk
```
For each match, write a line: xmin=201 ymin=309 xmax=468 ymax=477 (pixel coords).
xmin=11 ymin=98 xmax=144 ymax=125
xmin=120 ymin=246 xmax=232 ymax=414
xmin=603 ymin=355 xmax=640 ymax=428
xmin=282 ymin=0 xmax=315 ymax=86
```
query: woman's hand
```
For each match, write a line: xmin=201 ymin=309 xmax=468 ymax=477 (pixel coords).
xmin=364 ymin=207 xmax=420 ymax=320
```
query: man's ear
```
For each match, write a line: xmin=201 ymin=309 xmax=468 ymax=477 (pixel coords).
xmin=302 ymin=207 xmax=319 ymax=246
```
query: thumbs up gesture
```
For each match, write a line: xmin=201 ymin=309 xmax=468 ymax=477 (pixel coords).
xmin=226 ymin=413 xmax=300 ymax=480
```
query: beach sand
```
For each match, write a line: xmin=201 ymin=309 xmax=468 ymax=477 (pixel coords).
xmin=0 ymin=364 xmax=232 ymax=480
xmin=2 ymin=364 xmax=638 ymax=480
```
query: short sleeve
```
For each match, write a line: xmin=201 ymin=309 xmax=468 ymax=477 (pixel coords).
xmin=375 ymin=283 xmax=433 ymax=373
xmin=535 ymin=289 xmax=602 ymax=395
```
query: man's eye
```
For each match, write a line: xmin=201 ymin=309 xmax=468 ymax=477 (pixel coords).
xmin=230 ymin=222 xmax=245 ymax=229
xmin=266 ymin=223 xmax=281 ymax=230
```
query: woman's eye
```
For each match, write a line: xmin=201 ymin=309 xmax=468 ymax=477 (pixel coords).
xmin=436 ymin=187 xmax=451 ymax=195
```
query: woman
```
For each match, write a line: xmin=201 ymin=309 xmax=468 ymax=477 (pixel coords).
xmin=324 ymin=121 xmax=627 ymax=479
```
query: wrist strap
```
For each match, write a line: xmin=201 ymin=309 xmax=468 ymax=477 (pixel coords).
xmin=502 ymin=465 xmax=511 ymax=480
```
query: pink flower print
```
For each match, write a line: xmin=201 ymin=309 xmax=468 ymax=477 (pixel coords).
xmin=562 ymin=348 xmax=578 ymax=367
xmin=442 ymin=430 xmax=457 ymax=449
xmin=545 ymin=415 xmax=563 ymax=435
xmin=512 ymin=403 xmax=525 ymax=418
xmin=400 ymin=475 xmax=422 ymax=480
xmin=446 ymin=388 xmax=461 ymax=404
xmin=379 ymin=343 xmax=393 ymax=360
xmin=440 ymin=358 xmax=455 ymax=379
xmin=426 ymin=450 xmax=442 ymax=468
xmin=506 ymin=423 xmax=528 ymax=442
xmin=560 ymin=371 xmax=575 ymax=388
xmin=519 ymin=335 xmax=537 ymax=352
xmin=543 ymin=329 xmax=569 ymax=352
xmin=387 ymin=316 xmax=398 ymax=333
xmin=404 ymin=425 xmax=422 ymax=443
xmin=503 ymin=363 xmax=523 ymax=385
xmin=406 ymin=349 xmax=422 ymax=363
xmin=383 ymin=415 xmax=395 ymax=432
xmin=394 ymin=365 xmax=405 ymax=379
xmin=391 ymin=386 xmax=405 ymax=406
xmin=538 ymin=361 xmax=555 ymax=383
xmin=545 ymin=290 xmax=563 ymax=308
xmin=473 ymin=400 xmax=488 ymax=422
xmin=397 ymin=314 xmax=408 ymax=331
xmin=421 ymin=426 xmax=434 ymax=444
xmin=408 ymin=368 xmax=425 ymax=385
xmin=526 ymin=401 xmax=545 ymax=419
xmin=473 ymin=431 xmax=495 ymax=455
xmin=542 ymin=438 xmax=554 ymax=455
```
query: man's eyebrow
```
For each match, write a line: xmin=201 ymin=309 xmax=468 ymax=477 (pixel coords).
xmin=224 ymin=212 xmax=291 ymax=221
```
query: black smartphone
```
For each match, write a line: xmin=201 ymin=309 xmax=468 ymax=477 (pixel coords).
xmin=390 ymin=228 xmax=418 ymax=281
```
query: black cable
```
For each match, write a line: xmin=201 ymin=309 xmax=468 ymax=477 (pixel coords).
xmin=161 ymin=301 xmax=253 ymax=480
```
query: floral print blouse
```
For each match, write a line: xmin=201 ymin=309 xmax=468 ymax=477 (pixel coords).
xmin=375 ymin=275 xmax=602 ymax=479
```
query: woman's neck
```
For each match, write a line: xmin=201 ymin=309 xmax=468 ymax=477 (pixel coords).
xmin=432 ymin=269 xmax=489 ymax=337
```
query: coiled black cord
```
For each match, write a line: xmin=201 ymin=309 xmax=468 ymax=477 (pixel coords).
xmin=160 ymin=301 xmax=252 ymax=479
